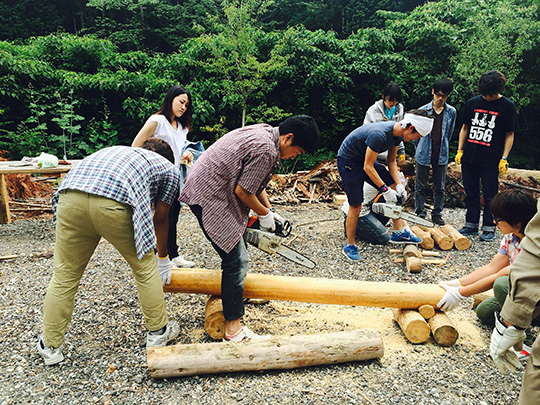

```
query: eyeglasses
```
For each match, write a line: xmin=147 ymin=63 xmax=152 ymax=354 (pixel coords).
xmin=493 ymin=218 xmax=503 ymax=224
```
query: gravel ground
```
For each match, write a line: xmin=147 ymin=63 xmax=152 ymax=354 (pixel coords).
xmin=0 ymin=204 xmax=529 ymax=404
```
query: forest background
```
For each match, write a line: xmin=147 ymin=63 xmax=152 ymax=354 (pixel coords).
xmin=1 ymin=0 xmax=539 ymax=171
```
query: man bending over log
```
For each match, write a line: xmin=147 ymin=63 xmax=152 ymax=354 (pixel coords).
xmin=180 ymin=115 xmax=319 ymax=342
xmin=338 ymin=109 xmax=434 ymax=261
xmin=37 ymin=139 xmax=181 ymax=366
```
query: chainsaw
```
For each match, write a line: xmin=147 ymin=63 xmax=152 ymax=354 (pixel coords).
xmin=368 ymin=194 xmax=434 ymax=228
xmin=244 ymin=216 xmax=316 ymax=269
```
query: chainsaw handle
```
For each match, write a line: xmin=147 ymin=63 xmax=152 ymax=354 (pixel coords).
xmin=275 ymin=219 xmax=292 ymax=237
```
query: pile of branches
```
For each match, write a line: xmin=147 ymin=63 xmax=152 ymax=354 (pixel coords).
xmin=267 ymin=160 xmax=342 ymax=204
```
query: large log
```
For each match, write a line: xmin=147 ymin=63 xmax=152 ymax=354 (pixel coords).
xmin=205 ymin=296 xmax=225 ymax=340
xmin=392 ymin=309 xmax=430 ymax=344
xmin=428 ymin=311 xmax=459 ymax=346
xmin=147 ymin=329 xmax=384 ymax=378
xmin=418 ymin=226 xmax=453 ymax=250
xmin=165 ymin=269 xmax=446 ymax=309
xmin=410 ymin=226 xmax=434 ymax=250
xmin=441 ymin=225 xmax=471 ymax=251
xmin=473 ymin=290 xmax=494 ymax=308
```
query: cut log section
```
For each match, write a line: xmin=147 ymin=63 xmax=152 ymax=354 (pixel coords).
xmin=205 ymin=296 xmax=226 ymax=340
xmin=441 ymin=225 xmax=471 ymax=251
xmin=473 ymin=290 xmax=494 ymax=308
xmin=147 ymin=329 xmax=384 ymax=378
xmin=406 ymin=256 xmax=422 ymax=273
xmin=418 ymin=304 xmax=436 ymax=319
xmin=418 ymin=226 xmax=453 ymax=250
xmin=403 ymin=245 xmax=419 ymax=259
xmin=392 ymin=308 xmax=430 ymax=344
xmin=428 ymin=311 xmax=459 ymax=346
xmin=333 ymin=194 xmax=347 ymax=205
xmin=164 ymin=269 xmax=446 ymax=309
xmin=410 ymin=226 xmax=434 ymax=250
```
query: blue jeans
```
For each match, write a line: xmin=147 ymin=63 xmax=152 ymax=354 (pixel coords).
xmin=461 ymin=162 xmax=498 ymax=232
xmin=344 ymin=212 xmax=390 ymax=245
xmin=190 ymin=205 xmax=248 ymax=321
xmin=414 ymin=163 xmax=448 ymax=217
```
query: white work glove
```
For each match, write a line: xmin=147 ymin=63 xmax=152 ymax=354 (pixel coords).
xmin=258 ymin=211 xmax=276 ymax=232
xmin=395 ymin=184 xmax=407 ymax=200
xmin=271 ymin=209 xmax=285 ymax=224
xmin=382 ymin=187 xmax=398 ymax=204
xmin=440 ymin=279 xmax=461 ymax=288
xmin=156 ymin=255 xmax=172 ymax=286
xmin=436 ymin=282 xmax=465 ymax=311
xmin=490 ymin=313 xmax=525 ymax=373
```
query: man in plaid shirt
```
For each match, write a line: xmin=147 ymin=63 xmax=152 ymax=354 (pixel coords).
xmin=180 ymin=115 xmax=319 ymax=342
xmin=37 ymin=139 xmax=181 ymax=366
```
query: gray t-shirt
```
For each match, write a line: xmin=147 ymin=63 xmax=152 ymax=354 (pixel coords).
xmin=338 ymin=121 xmax=402 ymax=163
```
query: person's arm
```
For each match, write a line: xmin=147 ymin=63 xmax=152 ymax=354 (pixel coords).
xmin=153 ymin=200 xmax=171 ymax=258
xmin=364 ymin=148 xmax=386 ymax=188
xmin=457 ymin=124 xmax=469 ymax=151
xmin=257 ymin=189 xmax=272 ymax=210
xmin=459 ymin=252 xmax=510 ymax=288
xmin=235 ymin=184 xmax=269 ymax=216
xmin=132 ymin=121 xmax=158 ymax=147
xmin=386 ymin=146 xmax=401 ymax=186
xmin=459 ymin=265 xmax=510 ymax=297
xmin=502 ymin=132 xmax=514 ymax=158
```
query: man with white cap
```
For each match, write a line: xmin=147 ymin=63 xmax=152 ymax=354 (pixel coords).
xmin=337 ymin=109 xmax=434 ymax=261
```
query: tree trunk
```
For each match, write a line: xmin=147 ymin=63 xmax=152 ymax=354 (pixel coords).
xmin=428 ymin=311 xmax=459 ymax=346
xmin=147 ymin=329 xmax=384 ymax=378
xmin=164 ymin=269 xmax=446 ymax=309
xmin=441 ymin=225 xmax=471 ymax=251
xmin=392 ymin=308 xmax=430 ymax=344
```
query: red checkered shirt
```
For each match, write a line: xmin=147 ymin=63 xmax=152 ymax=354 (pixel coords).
xmin=180 ymin=124 xmax=280 ymax=253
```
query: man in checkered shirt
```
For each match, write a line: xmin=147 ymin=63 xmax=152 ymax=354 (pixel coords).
xmin=180 ymin=115 xmax=319 ymax=342
xmin=37 ymin=139 xmax=182 ymax=366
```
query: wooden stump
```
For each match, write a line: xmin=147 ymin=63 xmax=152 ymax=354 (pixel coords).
xmin=406 ymin=257 xmax=422 ymax=273
xmin=419 ymin=226 xmax=453 ymax=250
xmin=410 ymin=226 xmax=434 ymax=250
xmin=205 ymin=296 xmax=225 ymax=340
xmin=418 ymin=304 xmax=436 ymax=319
xmin=392 ymin=309 xmax=430 ymax=344
xmin=147 ymin=329 xmax=384 ymax=378
xmin=428 ymin=311 xmax=459 ymax=346
xmin=441 ymin=225 xmax=471 ymax=251
xmin=403 ymin=245 xmax=419 ymax=259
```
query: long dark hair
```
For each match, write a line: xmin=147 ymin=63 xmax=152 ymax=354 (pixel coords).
xmin=157 ymin=85 xmax=193 ymax=131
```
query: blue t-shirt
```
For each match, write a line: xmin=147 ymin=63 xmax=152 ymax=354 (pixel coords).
xmin=338 ymin=121 xmax=402 ymax=162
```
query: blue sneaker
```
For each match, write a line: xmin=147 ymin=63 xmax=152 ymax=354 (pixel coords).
xmin=343 ymin=244 xmax=361 ymax=261
xmin=480 ymin=231 xmax=496 ymax=242
xmin=390 ymin=229 xmax=422 ymax=244
xmin=458 ymin=227 xmax=479 ymax=236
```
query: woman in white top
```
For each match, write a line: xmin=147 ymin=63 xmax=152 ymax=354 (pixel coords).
xmin=132 ymin=85 xmax=196 ymax=268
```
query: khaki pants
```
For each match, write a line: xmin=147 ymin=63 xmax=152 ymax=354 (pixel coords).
xmin=520 ymin=333 xmax=540 ymax=403
xmin=43 ymin=190 xmax=167 ymax=347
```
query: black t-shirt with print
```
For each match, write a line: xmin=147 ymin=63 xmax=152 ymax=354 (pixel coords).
xmin=461 ymin=95 xmax=516 ymax=169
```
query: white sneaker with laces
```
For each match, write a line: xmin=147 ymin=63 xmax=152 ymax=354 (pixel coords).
xmin=512 ymin=343 xmax=532 ymax=361
xmin=37 ymin=336 xmax=64 ymax=366
xmin=171 ymin=255 xmax=195 ymax=268
xmin=223 ymin=326 xmax=271 ymax=342
xmin=146 ymin=320 xmax=180 ymax=348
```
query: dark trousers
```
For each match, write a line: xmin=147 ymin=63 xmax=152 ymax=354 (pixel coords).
xmin=414 ymin=163 xmax=447 ymax=217
xmin=190 ymin=205 xmax=248 ymax=321
xmin=462 ymin=162 xmax=498 ymax=232
xmin=167 ymin=197 xmax=181 ymax=259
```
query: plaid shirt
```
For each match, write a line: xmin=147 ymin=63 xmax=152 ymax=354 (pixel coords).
xmin=180 ymin=124 xmax=280 ymax=253
xmin=52 ymin=146 xmax=180 ymax=259
xmin=499 ymin=233 xmax=521 ymax=265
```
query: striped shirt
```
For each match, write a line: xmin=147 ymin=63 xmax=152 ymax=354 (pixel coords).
xmin=180 ymin=124 xmax=280 ymax=253
xmin=52 ymin=146 xmax=180 ymax=259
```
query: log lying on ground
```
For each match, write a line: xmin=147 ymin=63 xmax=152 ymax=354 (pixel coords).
xmin=205 ymin=296 xmax=225 ymax=340
xmin=403 ymin=245 xmax=419 ymax=259
xmin=392 ymin=309 xmax=430 ymax=343
xmin=418 ymin=304 xmax=436 ymax=319
xmin=473 ymin=290 xmax=494 ymax=308
xmin=441 ymin=225 xmax=471 ymax=251
xmin=418 ymin=226 xmax=453 ymax=250
xmin=165 ymin=269 xmax=446 ymax=309
xmin=410 ymin=226 xmax=434 ymax=250
xmin=428 ymin=311 xmax=459 ymax=346
xmin=406 ymin=257 xmax=422 ymax=273
xmin=147 ymin=329 xmax=384 ymax=378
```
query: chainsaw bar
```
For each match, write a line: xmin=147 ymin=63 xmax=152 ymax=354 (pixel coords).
xmin=371 ymin=202 xmax=434 ymax=227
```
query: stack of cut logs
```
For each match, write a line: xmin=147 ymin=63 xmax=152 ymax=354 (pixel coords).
xmin=393 ymin=307 xmax=458 ymax=346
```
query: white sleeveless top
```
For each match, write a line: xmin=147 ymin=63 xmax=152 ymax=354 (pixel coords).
xmin=146 ymin=114 xmax=189 ymax=165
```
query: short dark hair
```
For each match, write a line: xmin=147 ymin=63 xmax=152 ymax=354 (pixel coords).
xmin=382 ymin=81 xmax=403 ymax=103
xmin=405 ymin=109 xmax=432 ymax=118
xmin=279 ymin=115 xmax=320 ymax=154
xmin=478 ymin=70 xmax=506 ymax=96
xmin=158 ymin=85 xmax=193 ymax=131
xmin=490 ymin=189 xmax=537 ymax=233
xmin=141 ymin=138 xmax=175 ymax=164
xmin=433 ymin=78 xmax=453 ymax=95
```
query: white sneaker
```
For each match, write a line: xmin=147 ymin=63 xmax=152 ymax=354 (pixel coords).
xmin=171 ymin=255 xmax=195 ymax=268
xmin=223 ymin=326 xmax=271 ymax=342
xmin=37 ymin=336 xmax=64 ymax=366
xmin=512 ymin=343 xmax=532 ymax=362
xmin=146 ymin=320 xmax=180 ymax=348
